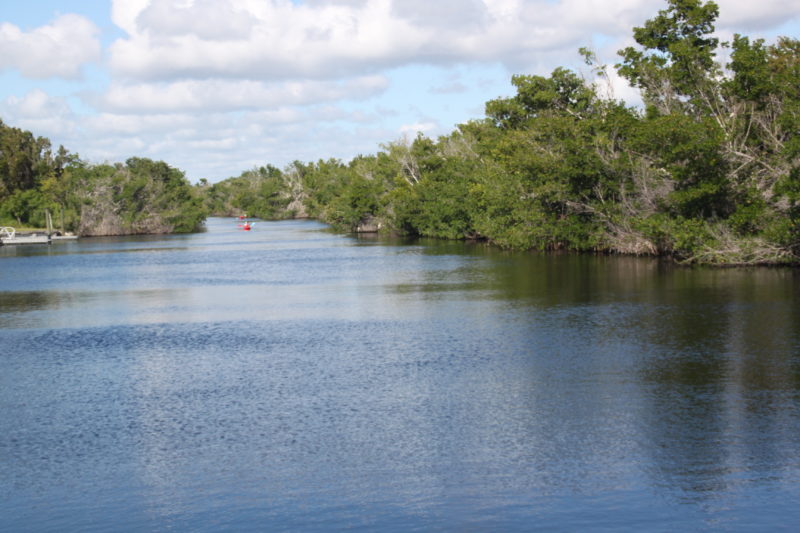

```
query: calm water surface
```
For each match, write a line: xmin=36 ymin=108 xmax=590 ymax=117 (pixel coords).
xmin=2 ymin=218 xmax=799 ymax=531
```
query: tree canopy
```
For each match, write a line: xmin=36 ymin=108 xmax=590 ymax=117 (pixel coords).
xmin=4 ymin=0 xmax=799 ymax=264
xmin=0 ymin=119 xmax=205 ymax=235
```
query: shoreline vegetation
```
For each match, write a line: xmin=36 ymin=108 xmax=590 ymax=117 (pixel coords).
xmin=2 ymin=0 xmax=799 ymax=265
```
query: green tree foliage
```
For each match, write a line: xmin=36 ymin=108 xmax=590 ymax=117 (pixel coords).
xmin=486 ymin=68 xmax=597 ymax=127
xmin=0 ymin=120 xmax=206 ymax=235
xmin=0 ymin=119 xmax=54 ymax=199
xmin=201 ymin=0 xmax=798 ymax=265
xmin=0 ymin=119 xmax=68 ymax=229
xmin=203 ymin=164 xmax=291 ymax=220
xmin=388 ymin=133 xmax=480 ymax=240
xmin=6 ymin=0 xmax=797 ymax=264
xmin=617 ymin=0 xmax=721 ymax=115
xmin=71 ymin=157 xmax=206 ymax=235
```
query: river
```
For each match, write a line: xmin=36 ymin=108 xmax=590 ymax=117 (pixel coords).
xmin=2 ymin=217 xmax=799 ymax=531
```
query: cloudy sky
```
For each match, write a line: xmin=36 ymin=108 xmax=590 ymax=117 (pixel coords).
xmin=1 ymin=0 xmax=798 ymax=183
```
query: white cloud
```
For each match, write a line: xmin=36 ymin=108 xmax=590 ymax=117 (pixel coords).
xmin=96 ymin=75 xmax=388 ymax=113
xmin=4 ymin=0 xmax=800 ymax=184
xmin=136 ymin=0 xmax=257 ymax=41
xmin=391 ymin=0 xmax=489 ymax=31
xmin=715 ymin=0 xmax=800 ymax=32
xmin=84 ymin=112 xmax=201 ymax=135
xmin=109 ymin=0 xmax=418 ymax=81
xmin=1 ymin=88 xmax=394 ymax=179
xmin=109 ymin=0 xmax=795 ymax=87
xmin=4 ymin=89 xmax=69 ymax=118
xmin=111 ymin=0 xmax=152 ymax=36
xmin=430 ymin=81 xmax=468 ymax=95
xmin=107 ymin=0 xmax=679 ymax=82
xmin=0 ymin=15 xmax=100 ymax=79
xmin=399 ymin=121 xmax=437 ymax=136
xmin=1 ymin=90 xmax=76 ymax=137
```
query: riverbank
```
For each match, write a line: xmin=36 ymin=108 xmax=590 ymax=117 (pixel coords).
xmin=3 ymin=217 xmax=800 ymax=532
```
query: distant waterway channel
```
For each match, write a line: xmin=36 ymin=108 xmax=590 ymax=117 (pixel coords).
xmin=2 ymin=217 xmax=800 ymax=531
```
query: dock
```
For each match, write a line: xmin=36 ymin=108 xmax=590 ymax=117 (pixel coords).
xmin=1 ymin=234 xmax=51 ymax=245
xmin=1 ymin=211 xmax=79 ymax=245
xmin=1 ymin=227 xmax=50 ymax=245
xmin=0 ymin=225 xmax=79 ymax=246
xmin=51 ymin=234 xmax=79 ymax=242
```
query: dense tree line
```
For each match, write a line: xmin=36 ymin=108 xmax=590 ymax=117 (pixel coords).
xmin=204 ymin=0 xmax=800 ymax=265
xmin=3 ymin=0 xmax=798 ymax=264
xmin=0 ymin=119 xmax=205 ymax=235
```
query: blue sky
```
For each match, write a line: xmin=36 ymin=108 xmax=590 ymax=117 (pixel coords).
xmin=1 ymin=0 xmax=798 ymax=183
